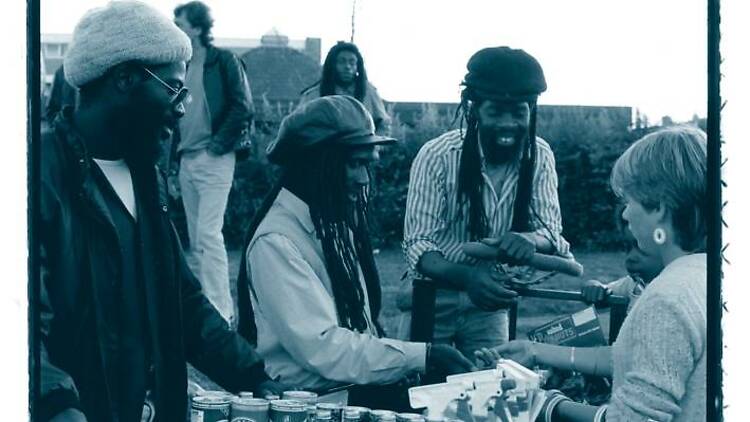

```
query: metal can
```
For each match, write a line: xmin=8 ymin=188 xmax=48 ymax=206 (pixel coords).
xmin=344 ymin=406 xmax=371 ymax=422
xmin=270 ymin=399 xmax=308 ymax=422
xmin=342 ymin=408 xmax=361 ymax=422
xmin=231 ymin=397 xmax=270 ymax=422
xmin=191 ymin=395 xmax=232 ymax=422
xmin=314 ymin=408 xmax=333 ymax=422
xmin=282 ymin=391 xmax=319 ymax=405
xmin=202 ymin=390 xmax=236 ymax=399
xmin=370 ymin=410 xmax=396 ymax=422
xmin=316 ymin=403 xmax=344 ymax=422
xmin=396 ymin=413 xmax=425 ymax=422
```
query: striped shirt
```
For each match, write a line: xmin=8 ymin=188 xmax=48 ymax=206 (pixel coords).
xmin=402 ymin=129 xmax=570 ymax=271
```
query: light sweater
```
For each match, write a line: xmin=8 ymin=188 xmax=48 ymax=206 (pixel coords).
xmin=609 ymin=253 xmax=706 ymax=421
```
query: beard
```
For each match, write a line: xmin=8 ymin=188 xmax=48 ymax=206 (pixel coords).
xmin=119 ymin=103 xmax=172 ymax=168
xmin=478 ymin=124 xmax=527 ymax=164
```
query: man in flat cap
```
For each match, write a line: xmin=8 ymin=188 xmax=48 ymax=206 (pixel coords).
xmin=36 ymin=2 xmax=280 ymax=421
xmin=236 ymin=95 xmax=474 ymax=411
xmin=401 ymin=47 xmax=572 ymax=359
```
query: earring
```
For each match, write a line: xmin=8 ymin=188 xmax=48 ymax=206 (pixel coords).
xmin=653 ymin=227 xmax=667 ymax=245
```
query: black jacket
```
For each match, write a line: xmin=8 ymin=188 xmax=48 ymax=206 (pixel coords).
xmin=172 ymin=45 xmax=253 ymax=157
xmin=35 ymin=108 xmax=269 ymax=421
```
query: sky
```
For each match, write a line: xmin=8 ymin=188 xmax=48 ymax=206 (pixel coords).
xmin=40 ymin=0 xmax=708 ymax=123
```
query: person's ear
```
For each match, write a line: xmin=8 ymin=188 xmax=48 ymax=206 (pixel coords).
xmin=111 ymin=62 xmax=141 ymax=94
xmin=653 ymin=201 xmax=670 ymax=224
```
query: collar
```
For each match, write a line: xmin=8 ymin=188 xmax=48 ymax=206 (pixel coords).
xmin=276 ymin=188 xmax=316 ymax=234
xmin=203 ymin=44 xmax=220 ymax=66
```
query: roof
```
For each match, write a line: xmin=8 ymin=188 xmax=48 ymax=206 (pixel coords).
xmin=241 ymin=46 xmax=321 ymax=104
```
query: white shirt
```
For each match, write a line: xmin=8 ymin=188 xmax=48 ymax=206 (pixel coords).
xmin=246 ymin=189 xmax=426 ymax=390
xmin=93 ymin=158 xmax=137 ymax=220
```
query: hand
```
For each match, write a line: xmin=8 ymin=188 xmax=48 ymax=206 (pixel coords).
xmin=463 ymin=265 xmax=518 ymax=311
xmin=482 ymin=340 xmax=537 ymax=368
xmin=256 ymin=379 xmax=286 ymax=397
xmin=427 ymin=344 xmax=477 ymax=375
xmin=49 ymin=408 xmax=87 ymax=422
xmin=474 ymin=346 xmax=503 ymax=369
xmin=207 ymin=143 xmax=226 ymax=156
xmin=482 ymin=232 xmax=535 ymax=264
xmin=167 ymin=173 xmax=181 ymax=200
xmin=581 ymin=279 xmax=611 ymax=303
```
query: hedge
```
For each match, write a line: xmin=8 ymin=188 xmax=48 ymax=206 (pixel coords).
xmin=169 ymin=102 xmax=674 ymax=252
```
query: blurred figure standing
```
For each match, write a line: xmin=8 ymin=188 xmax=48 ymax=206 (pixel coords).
xmin=172 ymin=1 xmax=254 ymax=325
xmin=299 ymin=41 xmax=391 ymax=135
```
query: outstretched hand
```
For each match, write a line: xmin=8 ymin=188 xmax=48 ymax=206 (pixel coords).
xmin=474 ymin=340 xmax=537 ymax=369
xmin=428 ymin=344 xmax=478 ymax=375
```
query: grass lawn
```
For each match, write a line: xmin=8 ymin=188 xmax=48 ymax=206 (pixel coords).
xmin=190 ymin=246 xmax=626 ymax=391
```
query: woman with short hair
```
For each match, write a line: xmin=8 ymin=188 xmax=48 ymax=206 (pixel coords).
xmin=478 ymin=125 xmax=707 ymax=422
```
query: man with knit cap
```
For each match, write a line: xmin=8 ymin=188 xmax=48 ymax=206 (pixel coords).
xmin=36 ymin=2 xmax=280 ymax=421
xmin=401 ymin=47 xmax=571 ymax=358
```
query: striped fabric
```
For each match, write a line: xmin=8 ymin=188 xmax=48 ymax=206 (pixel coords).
xmin=402 ymin=129 xmax=571 ymax=271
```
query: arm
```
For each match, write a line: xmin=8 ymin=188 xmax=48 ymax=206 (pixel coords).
xmin=402 ymin=143 xmax=448 ymax=273
xmin=365 ymin=84 xmax=392 ymax=136
xmin=37 ymin=181 xmax=84 ymax=420
xmin=209 ymin=52 xmax=253 ymax=155
xmin=175 ymin=225 xmax=271 ymax=394
xmin=535 ymin=344 xmax=613 ymax=378
xmin=479 ymin=341 xmax=613 ymax=377
xmin=606 ymin=294 xmax=703 ymax=421
xmin=403 ymin=144 xmax=516 ymax=309
xmin=249 ymin=234 xmax=426 ymax=385
xmin=528 ymin=141 xmax=571 ymax=257
xmin=552 ymin=401 xmax=601 ymax=422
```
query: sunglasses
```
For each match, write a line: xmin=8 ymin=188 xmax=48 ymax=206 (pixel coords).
xmin=141 ymin=66 xmax=192 ymax=106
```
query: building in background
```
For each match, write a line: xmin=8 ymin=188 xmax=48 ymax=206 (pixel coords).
xmin=241 ymin=30 xmax=321 ymax=124
xmin=40 ymin=30 xmax=322 ymax=101
xmin=42 ymin=32 xmax=642 ymax=131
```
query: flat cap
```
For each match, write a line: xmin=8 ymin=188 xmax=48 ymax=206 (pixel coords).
xmin=64 ymin=0 xmax=192 ymax=88
xmin=267 ymin=95 xmax=396 ymax=165
xmin=462 ymin=46 xmax=546 ymax=102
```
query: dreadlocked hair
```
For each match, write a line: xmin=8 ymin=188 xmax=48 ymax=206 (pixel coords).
xmin=318 ymin=42 xmax=368 ymax=101
xmin=238 ymin=145 xmax=383 ymax=339
xmin=455 ymin=89 xmax=539 ymax=241
xmin=304 ymin=146 xmax=377 ymax=333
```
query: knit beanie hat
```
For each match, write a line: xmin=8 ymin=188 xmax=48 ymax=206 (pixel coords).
xmin=64 ymin=0 xmax=192 ymax=88
xmin=462 ymin=46 xmax=546 ymax=103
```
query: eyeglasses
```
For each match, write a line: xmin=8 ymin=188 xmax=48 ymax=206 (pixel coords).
xmin=141 ymin=66 xmax=192 ymax=106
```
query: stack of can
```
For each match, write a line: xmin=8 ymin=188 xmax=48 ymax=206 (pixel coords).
xmin=191 ymin=390 xmax=404 ymax=422
xmin=231 ymin=397 xmax=270 ymax=422
xmin=191 ymin=395 xmax=231 ymax=422
xmin=344 ymin=406 xmax=371 ymax=422
xmin=370 ymin=410 xmax=397 ymax=422
xmin=395 ymin=413 xmax=426 ymax=422
xmin=269 ymin=399 xmax=309 ymax=422
xmin=316 ymin=402 xmax=344 ymax=422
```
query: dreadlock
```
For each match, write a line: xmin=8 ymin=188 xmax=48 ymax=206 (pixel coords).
xmin=455 ymin=89 xmax=539 ymax=241
xmin=316 ymin=42 xmax=368 ymax=102
xmin=237 ymin=145 xmax=383 ymax=343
